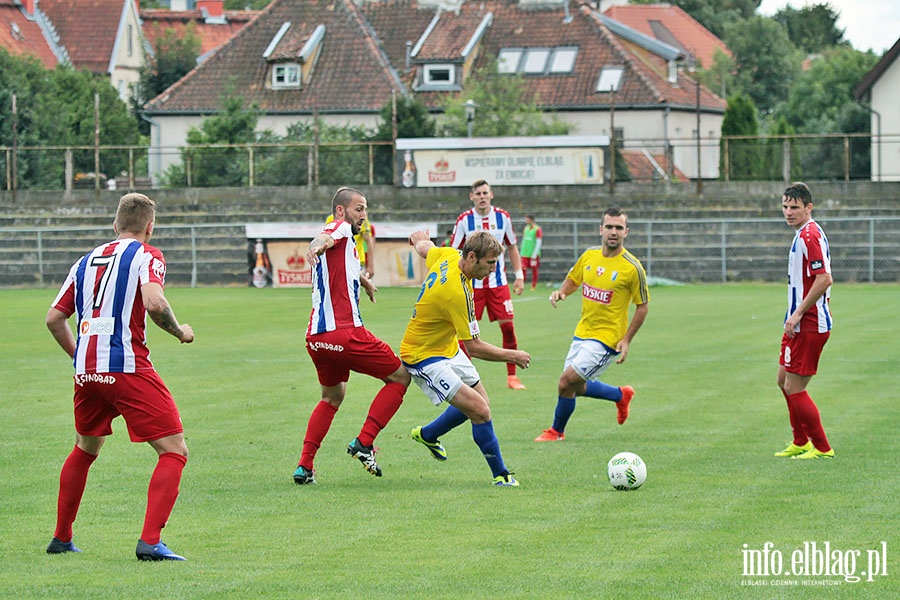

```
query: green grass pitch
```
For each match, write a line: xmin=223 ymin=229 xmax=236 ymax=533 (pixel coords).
xmin=1 ymin=284 xmax=897 ymax=599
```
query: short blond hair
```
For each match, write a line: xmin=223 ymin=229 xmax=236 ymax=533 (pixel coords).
xmin=115 ymin=193 xmax=156 ymax=234
xmin=462 ymin=230 xmax=501 ymax=260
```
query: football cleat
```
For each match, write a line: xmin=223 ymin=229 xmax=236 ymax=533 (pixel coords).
xmin=347 ymin=438 xmax=382 ymax=477
xmin=534 ymin=428 xmax=565 ymax=442
xmin=293 ymin=465 xmax=317 ymax=485
xmin=774 ymin=441 xmax=813 ymax=457
xmin=617 ymin=386 xmax=634 ymax=425
xmin=135 ymin=539 xmax=186 ymax=561
xmin=46 ymin=537 xmax=81 ymax=554
xmin=410 ymin=426 xmax=447 ymax=461
xmin=492 ymin=473 xmax=520 ymax=487
xmin=507 ymin=375 xmax=526 ymax=390
xmin=791 ymin=447 xmax=835 ymax=460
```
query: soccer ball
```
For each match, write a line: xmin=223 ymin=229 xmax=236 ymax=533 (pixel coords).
xmin=607 ymin=452 xmax=647 ymax=490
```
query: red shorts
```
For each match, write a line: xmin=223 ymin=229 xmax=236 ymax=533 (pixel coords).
xmin=780 ymin=330 xmax=830 ymax=376
xmin=307 ymin=327 xmax=401 ymax=387
xmin=473 ymin=285 xmax=514 ymax=322
xmin=72 ymin=370 xmax=183 ymax=442
xmin=522 ymin=257 xmax=540 ymax=269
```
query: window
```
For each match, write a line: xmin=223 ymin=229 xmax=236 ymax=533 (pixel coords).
xmin=498 ymin=49 xmax=522 ymax=73
xmin=522 ymin=48 xmax=550 ymax=74
xmin=423 ymin=64 xmax=455 ymax=86
xmin=273 ymin=64 xmax=300 ymax=89
xmin=549 ymin=47 xmax=577 ymax=73
xmin=498 ymin=47 xmax=578 ymax=75
xmin=127 ymin=24 xmax=133 ymax=57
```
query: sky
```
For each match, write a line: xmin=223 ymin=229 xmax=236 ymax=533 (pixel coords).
xmin=758 ymin=0 xmax=899 ymax=55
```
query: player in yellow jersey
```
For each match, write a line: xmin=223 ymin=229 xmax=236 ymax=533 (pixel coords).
xmin=535 ymin=207 xmax=650 ymax=442
xmin=401 ymin=230 xmax=531 ymax=486
xmin=325 ymin=214 xmax=375 ymax=279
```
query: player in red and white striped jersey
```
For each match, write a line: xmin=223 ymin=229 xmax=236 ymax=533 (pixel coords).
xmin=775 ymin=182 xmax=835 ymax=460
xmin=45 ymin=193 xmax=194 ymax=561
xmin=295 ymin=187 xmax=410 ymax=484
xmin=450 ymin=179 xmax=527 ymax=390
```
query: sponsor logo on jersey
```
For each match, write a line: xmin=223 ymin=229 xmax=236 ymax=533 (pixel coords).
xmin=74 ymin=373 xmax=117 ymax=386
xmin=810 ymin=259 xmax=823 ymax=270
xmin=80 ymin=316 xmax=115 ymax=336
xmin=582 ymin=283 xmax=614 ymax=304
xmin=307 ymin=340 xmax=344 ymax=352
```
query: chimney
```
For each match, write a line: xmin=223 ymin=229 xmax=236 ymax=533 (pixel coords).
xmin=197 ymin=1 xmax=224 ymax=19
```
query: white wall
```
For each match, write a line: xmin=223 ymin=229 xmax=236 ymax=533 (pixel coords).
xmin=870 ymin=57 xmax=900 ymax=182
xmin=559 ymin=108 xmax=723 ymax=179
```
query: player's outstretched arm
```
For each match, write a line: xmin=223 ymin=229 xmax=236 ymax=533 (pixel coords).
xmin=143 ymin=282 xmax=194 ymax=343
xmin=462 ymin=337 xmax=530 ymax=368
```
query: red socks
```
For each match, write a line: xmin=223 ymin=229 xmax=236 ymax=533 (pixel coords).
xmin=54 ymin=445 xmax=98 ymax=542
xmin=499 ymin=321 xmax=518 ymax=376
xmin=300 ymin=401 xmax=339 ymax=470
xmin=141 ymin=452 xmax=187 ymax=545
xmin=786 ymin=391 xmax=831 ymax=452
xmin=358 ymin=382 xmax=407 ymax=447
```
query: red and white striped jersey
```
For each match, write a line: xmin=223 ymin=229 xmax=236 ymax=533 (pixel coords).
xmin=787 ymin=219 xmax=832 ymax=333
xmin=51 ymin=238 xmax=166 ymax=374
xmin=307 ymin=219 xmax=363 ymax=335
xmin=450 ymin=206 xmax=518 ymax=289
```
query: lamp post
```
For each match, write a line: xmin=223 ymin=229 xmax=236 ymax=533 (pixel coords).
xmin=465 ymin=99 xmax=477 ymax=138
xmin=598 ymin=66 xmax=624 ymax=194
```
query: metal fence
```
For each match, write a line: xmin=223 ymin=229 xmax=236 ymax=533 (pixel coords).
xmin=3 ymin=132 xmax=899 ymax=192
xmin=3 ymin=216 xmax=898 ymax=288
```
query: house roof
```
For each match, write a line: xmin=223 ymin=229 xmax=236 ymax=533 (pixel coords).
xmin=145 ymin=0 xmax=724 ymax=116
xmin=853 ymin=36 xmax=900 ymax=99
xmin=603 ymin=3 xmax=730 ymax=69
xmin=0 ymin=0 xmax=60 ymax=67
xmin=140 ymin=7 xmax=259 ymax=60
xmin=39 ymin=0 xmax=128 ymax=74
xmin=145 ymin=0 xmax=403 ymax=114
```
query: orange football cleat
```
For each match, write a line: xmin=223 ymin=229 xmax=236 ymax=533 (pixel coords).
xmin=534 ymin=428 xmax=565 ymax=442
xmin=617 ymin=386 xmax=634 ymax=425
xmin=507 ymin=375 xmax=526 ymax=390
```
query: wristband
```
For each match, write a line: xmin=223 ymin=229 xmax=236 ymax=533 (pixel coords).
xmin=514 ymin=270 xmax=524 ymax=280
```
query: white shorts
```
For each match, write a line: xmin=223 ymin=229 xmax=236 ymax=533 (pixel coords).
xmin=564 ymin=337 xmax=618 ymax=381
xmin=404 ymin=350 xmax=480 ymax=406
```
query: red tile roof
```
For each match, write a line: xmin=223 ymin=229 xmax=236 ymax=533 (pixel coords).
xmin=145 ymin=0 xmax=403 ymax=114
xmin=39 ymin=0 xmax=126 ymax=74
xmin=0 ymin=0 xmax=59 ymax=67
xmin=140 ymin=8 xmax=259 ymax=58
xmin=604 ymin=3 xmax=731 ymax=69
xmin=146 ymin=0 xmax=724 ymax=116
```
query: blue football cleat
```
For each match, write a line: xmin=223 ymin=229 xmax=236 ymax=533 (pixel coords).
xmin=46 ymin=537 xmax=81 ymax=554
xmin=136 ymin=539 xmax=186 ymax=561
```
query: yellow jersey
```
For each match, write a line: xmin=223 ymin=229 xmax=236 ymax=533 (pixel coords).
xmin=400 ymin=247 xmax=478 ymax=365
xmin=325 ymin=215 xmax=372 ymax=266
xmin=567 ymin=247 xmax=649 ymax=348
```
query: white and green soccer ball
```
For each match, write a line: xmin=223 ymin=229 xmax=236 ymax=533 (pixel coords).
xmin=607 ymin=452 xmax=647 ymax=490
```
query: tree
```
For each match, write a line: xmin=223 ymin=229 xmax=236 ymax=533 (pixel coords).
xmin=163 ymin=92 xmax=261 ymax=187
xmin=369 ymin=94 xmax=437 ymax=184
xmin=224 ymin=0 xmax=271 ymax=8
xmin=723 ymin=16 xmax=802 ymax=114
xmin=439 ymin=59 xmax=571 ymax=138
xmin=773 ymin=46 xmax=878 ymax=133
xmin=132 ymin=23 xmax=202 ymax=134
xmin=720 ymin=94 xmax=762 ymax=179
xmin=773 ymin=4 xmax=847 ymax=54
xmin=0 ymin=49 xmax=139 ymax=189
xmin=632 ymin=0 xmax=759 ymax=40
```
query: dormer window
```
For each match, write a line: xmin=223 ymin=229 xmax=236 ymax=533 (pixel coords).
xmin=423 ymin=64 xmax=455 ymax=86
xmin=263 ymin=22 xmax=325 ymax=91
xmin=273 ymin=64 xmax=301 ymax=89
xmin=498 ymin=46 xmax=578 ymax=75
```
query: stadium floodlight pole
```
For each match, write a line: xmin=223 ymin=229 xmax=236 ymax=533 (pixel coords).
xmin=465 ymin=99 xmax=477 ymax=138
xmin=597 ymin=66 xmax=624 ymax=195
